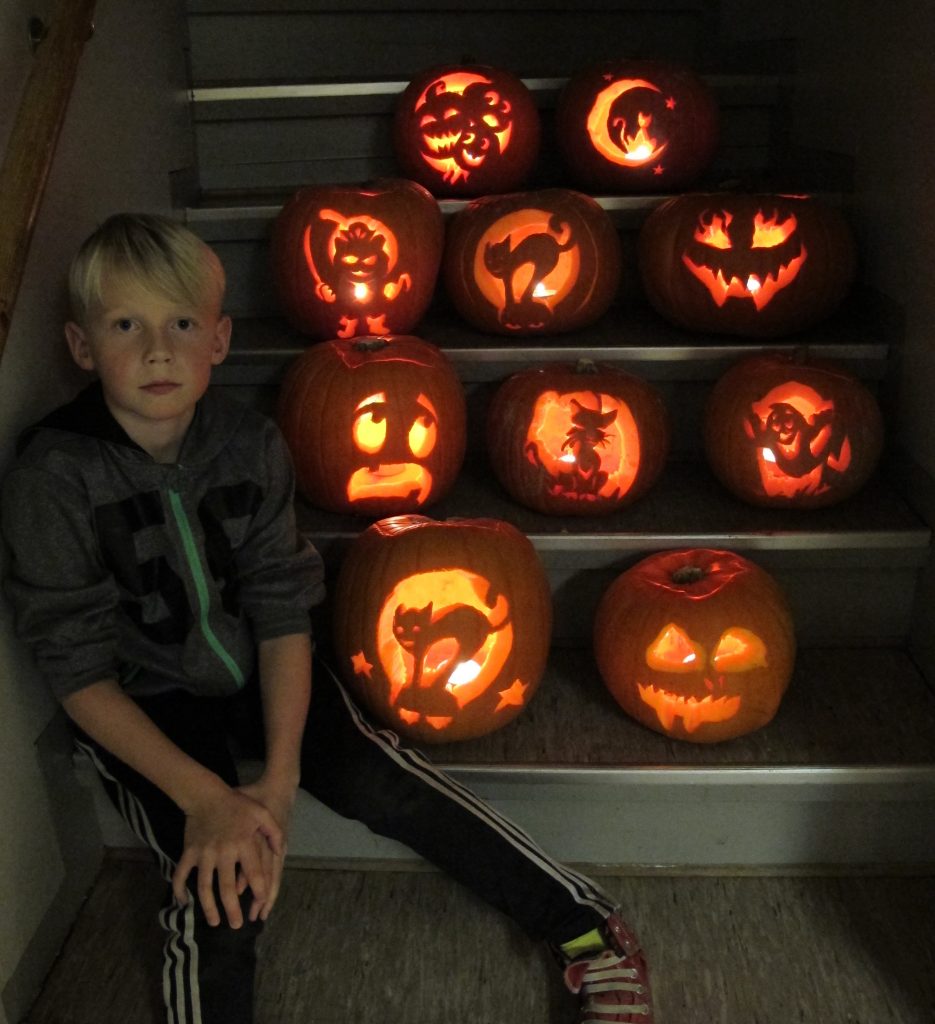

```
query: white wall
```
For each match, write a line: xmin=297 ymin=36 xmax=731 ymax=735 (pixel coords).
xmin=0 ymin=2 xmax=192 ymax=1019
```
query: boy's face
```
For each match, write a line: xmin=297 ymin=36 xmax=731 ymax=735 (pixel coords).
xmin=64 ymin=272 xmax=231 ymax=457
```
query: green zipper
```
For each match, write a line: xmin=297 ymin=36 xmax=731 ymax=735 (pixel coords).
xmin=168 ymin=488 xmax=245 ymax=688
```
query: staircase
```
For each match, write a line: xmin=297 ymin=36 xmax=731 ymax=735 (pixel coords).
xmin=106 ymin=0 xmax=935 ymax=872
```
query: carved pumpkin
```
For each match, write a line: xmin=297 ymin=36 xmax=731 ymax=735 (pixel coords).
xmin=393 ymin=64 xmax=540 ymax=197
xmin=333 ymin=514 xmax=552 ymax=743
xmin=277 ymin=335 xmax=466 ymax=517
xmin=556 ymin=60 xmax=719 ymax=193
xmin=594 ymin=548 xmax=796 ymax=743
xmin=444 ymin=188 xmax=621 ymax=336
xmin=270 ymin=178 xmax=443 ymax=340
xmin=639 ymin=192 xmax=857 ymax=337
xmin=703 ymin=351 xmax=884 ymax=508
xmin=486 ymin=359 xmax=670 ymax=515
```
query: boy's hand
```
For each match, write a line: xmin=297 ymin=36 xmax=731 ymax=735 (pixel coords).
xmin=237 ymin=775 xmax=298 ymax=923
xmin=172 ymin=784 xmax=284 ymax=929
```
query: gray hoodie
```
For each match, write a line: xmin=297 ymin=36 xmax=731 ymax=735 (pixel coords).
xmin=2 ymin=382 xmax=325 ymax=701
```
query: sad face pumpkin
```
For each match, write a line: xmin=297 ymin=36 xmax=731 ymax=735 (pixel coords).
xmin=277 ymin=335 xmax=466 ymax=517
xmin=639 ymin=192 xmax=857 ymax=337
xmin=333 ymin=515 xmax=552 ymax=743
xmin=594 ymin=549 xmax=796 ymax=743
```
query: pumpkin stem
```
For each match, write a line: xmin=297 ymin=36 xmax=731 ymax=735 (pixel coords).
xmin=671 ymin=566 xmax=706 ymax=585
xmin=353 ymin=338 xmax=391 ymax=353
xmin=574 ymin=358 xmax=599 ymax=375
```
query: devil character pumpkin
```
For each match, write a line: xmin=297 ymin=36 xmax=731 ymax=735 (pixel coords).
xmin=487 ymin=360 xmax=670 ymax=516
xmin=270 ymin=178 xmax=444 ymax=340
xmin=594 ymin=548 xmax=796 ymax=743
xmin=333 ymin=515 xmax=552 ymax=743
xmin=277 ymin=335 xmax=466 ymax=517
xmin=393 ymin=64 xmax=540 ymax=197
xmin=704 ymin=351 xmax=884 ymax=508
xmin=444 ymin=188 xmax=622 ymax=336
xmin=639 ymin=192 xmax=857 ymax=337
xmin=556 ymin=60 xmax=719 ymax=193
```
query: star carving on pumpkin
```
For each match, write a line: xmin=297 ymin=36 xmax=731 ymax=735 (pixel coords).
xmin=351 ymin=650 xmax=373 ymax=678
xmin=665 ymin=96 xmax=677 ymax=109
xmin=494 ymin=678 xmax=528 ymax=712
xmin=653 ymin=164 xmax=665 ymax=175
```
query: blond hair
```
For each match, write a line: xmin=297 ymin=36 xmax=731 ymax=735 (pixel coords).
xmin=68 ymin=213 xmax=226 ymax=325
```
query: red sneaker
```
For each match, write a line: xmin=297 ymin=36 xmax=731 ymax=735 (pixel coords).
xmin=563 ymin=914 xmax=653 ymax=1023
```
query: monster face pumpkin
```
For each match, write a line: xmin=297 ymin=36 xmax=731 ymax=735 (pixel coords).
xmin=277 ymin=335 xmax=466 ymax=517
xmin=393 ymin=64 xmax=540 ymax=197
xmin=486 ymin=360 xmax=669 ymax=516
xmin=704 ymin=352 xmax=884 ymax=508
xmin=594 ymin=548 xmax=796 ymax=743
xmin=333 ymin=515 xmax=552 ymax=743
xmin=444 ymin=188 xmax=621 ymax=336
xmin=270 ymin=179 xmax=443 ymax=340
xmin=639 ymin=192 xmax=857 ymax=337
xmin=556 ymin=60 xmax=719 ymax=193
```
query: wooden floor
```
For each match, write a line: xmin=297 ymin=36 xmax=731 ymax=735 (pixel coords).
xmin=23 ymin=855 xmax=935 ymax=1024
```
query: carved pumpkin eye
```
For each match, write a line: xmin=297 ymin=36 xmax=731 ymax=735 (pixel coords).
xmin=646 ymin=623 xmax=705 ymax=672
xmin=752 ymin=210 xmax=797 ymax=248
xmin=694 ymin=212 xmax=732 ymax=249
xmin=353 ymin=393 xmax=387 ymax=453
xmin=711 ymin=628 xmax=767 ymax=672
xmin=408 ymin=395 xmax=438 ymax=458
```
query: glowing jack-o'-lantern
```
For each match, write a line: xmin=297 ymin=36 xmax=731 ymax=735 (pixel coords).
xmin=277 ymin=335 xmax=466 ymax=517
xmin=594 ymin=548 xmax=795 ymax=743
xmin=639 ymin=192 xmax=857 ymax=337
xmin=270 ymin=178 xmax=443 ymax=340
xmin=333 ymin=515 xmax=552 ymax=742
xmin=704 ymin=351 xmax=884 ymax=508
xmin=444 ymin=188 xmax=621 ymax=336
xmin=487 ymin=360 xmax=670 ymax=515
xmin=393 ymin=64 xmax=540 ymax=197
xmin=556 ymin=60 xmax=719 ymax=193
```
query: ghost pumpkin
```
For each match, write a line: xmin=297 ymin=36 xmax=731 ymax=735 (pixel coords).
xmin=638 ymin=192 xmax=856 ymax=337
xmin=594 ymin=548 xmax=796 ymax=743
xmin=270 ymin=178 xmax=443 ymax=340
xmin=277 ymin=335 xmax=466 ymax=517
xmin=444 ymin=188 xmax=622 ymax=336
xmin=555 ymin=60 xmax=719 ymax=193
xmin=487 ymin=359 xmax=670 ymax=515
xmin=704 ymin=351 xmax=884 ymax=508
xmin=333 ymin=514 xmax=552 ymax=743
xmin=393 ymin=63 xmax=540 ymax=197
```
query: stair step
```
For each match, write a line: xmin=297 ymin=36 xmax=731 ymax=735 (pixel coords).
xmin=25 ymin=855 xmax=935 ymax=1024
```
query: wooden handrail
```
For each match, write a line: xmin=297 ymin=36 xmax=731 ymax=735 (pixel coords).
xmin=0 ymin=0 xmax=96 ymax=367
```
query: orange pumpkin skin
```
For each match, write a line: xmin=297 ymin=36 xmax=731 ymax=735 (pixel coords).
xmin=594 ymin=549 xmax=796 ymax=744
xmin=277 ymin=335 xmax=466 ymax=517
xmin=393 ymin=64 xmax=540 ymax=197
xmin=486 ymin=360 xmax=670 ymax=516
xmin=333 ymin=515 xmax=552 ymax=743
xmin=444 ymin=188 xmax=622 ymax=337
xmin=270 ymin=178 xmax=443 ymax=340
xmin=703 ymin=352 xmax=884 ymax=508
xmin=638 ymin=192 xmax=857 ymax=337
xmin=556 ymin=60 xmax=719 ymax=193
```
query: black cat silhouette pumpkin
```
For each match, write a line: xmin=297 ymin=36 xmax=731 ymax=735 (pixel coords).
xmin=703 ymin=351 xmax=884 ymax=508
xmin=556 ymin=60 xmax=719 ymax=193
xmin=393 ymin=64 xmax=540 ymax=197
xmin=639 ymin=192 xmax=857 ymax=337
xmin=271 ymin=178 xmax=443 ymax=340
xmin=277 ymin=335 xmax=466 ymax=517
xmin=443 ymin=188 xmax=622 ymax=336
xmin=487 ymin=360 xmax=670 ymax=515
xmin=594 ymin=548 xmax=796 ymax=743
xmin=333 ymin=515 xmax=552 ymax=743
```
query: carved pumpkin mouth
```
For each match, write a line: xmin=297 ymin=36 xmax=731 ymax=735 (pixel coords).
xmin=637 ymin=682 xmax=741 ymax=733
xmin=683 ymin=248 xmax=807 ymax=309
xmin=347 ymin=464 xmax=432 ymax=503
